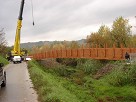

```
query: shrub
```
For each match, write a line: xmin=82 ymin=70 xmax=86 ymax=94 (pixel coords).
xmin=106 ymin=64 xmax=136 ymax=86
xmin=79 ymin=59 xmax=102 ymax=74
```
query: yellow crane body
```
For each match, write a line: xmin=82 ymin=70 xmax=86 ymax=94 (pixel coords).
xmin=12 ymin=20 xmax=22 ymax=56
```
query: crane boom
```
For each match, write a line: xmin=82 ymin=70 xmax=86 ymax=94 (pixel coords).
xmin=12 ymin=0 xmax=25 ymax=56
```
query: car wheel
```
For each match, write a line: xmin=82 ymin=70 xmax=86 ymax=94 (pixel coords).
xmin=1 ymin=72 xmax=6 ymax=87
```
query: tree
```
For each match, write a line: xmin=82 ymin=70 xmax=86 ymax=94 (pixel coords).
xmin=98 ymin=25 xmax=112 ymax=47
xmin=86 ymin=32 xmax=102 ymax=46
xmin=40 ymin=44 xmax=50 ymax=52
xmin=0 ymin=28 xmax=7 ymax=55
xmin=111 ymin=17 xmax=132 ymax=47
xmin=52 ymin=43 xmax=65 ymax=50
xmin=130 ymin=35 xmax=136 ymax=47
xmin=70 ymin=41 xmax=79 ymax=49
xmin=86 ymin=25 xmax=111 ymax=47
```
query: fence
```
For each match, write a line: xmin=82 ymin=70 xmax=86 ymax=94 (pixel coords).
xmin=31 ymin=45 xmax=136 ymax=60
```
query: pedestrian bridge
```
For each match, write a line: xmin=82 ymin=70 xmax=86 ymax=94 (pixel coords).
xmin=31 ymin=45 xmax=136 ymax=60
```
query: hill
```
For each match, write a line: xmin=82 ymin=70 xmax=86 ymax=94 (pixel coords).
xmin=20 ymin=39 xmax=86 ymax=49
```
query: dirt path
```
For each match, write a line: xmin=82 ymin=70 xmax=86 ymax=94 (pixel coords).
xmin=0 ymin=62 xmax=38 ymax=102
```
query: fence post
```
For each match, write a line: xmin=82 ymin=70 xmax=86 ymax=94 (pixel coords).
xmin=77 ymin=48 xmax=78 ymax=57
xmin=71 ymin=49 xmax=72 ymax=57
xmin=120 ymin=44 xmax=123 ymax=59
xmin=65 ymin=48 xmax=67 ymax=58
xmin=104 ymin=44 xmax=107 ymax=58
xmin=82 ymin=44 xmax=84 ymax=58
xmin=90 ymin=47 xmax=91 ymax=58
xmin=56 ymin=50 xmax=58 ymax=58
xmin=45 ymin=51 xmax=47 ymax=58
xmin=60 ymin=49 xmax=62 ymax=58
xmin=52 ymin=49 xmax=54 ymax=58
xmin=129 ymin=46 xmax=131 ymax=53
xmin=113 ymin=44 xmax=116 ymax=59
xmin=96 ymin=44 xmax=98 ymax=58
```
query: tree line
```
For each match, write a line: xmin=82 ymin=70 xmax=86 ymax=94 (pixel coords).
xmin=86 ymin=16 xmax=136 ymax=47
xmin=31 ymin=17 xmax=136 ymax=54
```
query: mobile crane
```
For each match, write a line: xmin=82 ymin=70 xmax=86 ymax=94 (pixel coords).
xmin=9 ymin=0 xmax=25 ymax=63
xmin=6 ymin=0 xmax=34 ymax=62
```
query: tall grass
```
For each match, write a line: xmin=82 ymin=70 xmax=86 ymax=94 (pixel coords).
xmin=77 ymin=59 xmax=103 ymax=74
xmin=106 ymin=64 xmax=136 ymax=86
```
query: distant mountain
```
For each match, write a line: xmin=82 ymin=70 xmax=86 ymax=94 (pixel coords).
xmin=20 ymin=39 xmax=86 ymax=49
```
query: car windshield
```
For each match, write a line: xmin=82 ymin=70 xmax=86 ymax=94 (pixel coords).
xmin=14 ymin=56 xmax=21 ymax=58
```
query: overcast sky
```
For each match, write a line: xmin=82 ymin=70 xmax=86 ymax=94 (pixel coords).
xmin=0 ymin=0 xmax=136 ymax=46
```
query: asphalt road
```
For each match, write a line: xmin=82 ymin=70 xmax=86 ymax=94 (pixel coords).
xmin=0 ymin=62 xmax=38 ymax=102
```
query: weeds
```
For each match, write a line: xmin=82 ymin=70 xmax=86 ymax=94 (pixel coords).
xmin=106 ymin=63 xmax=136 ymax=86
xmin=78 ymin=59 xmax=103 ymax=74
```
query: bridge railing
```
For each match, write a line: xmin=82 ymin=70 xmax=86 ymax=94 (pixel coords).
xmin=31 ymin=44 xmax=136 ymax=60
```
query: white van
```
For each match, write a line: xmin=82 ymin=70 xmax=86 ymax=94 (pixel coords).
xmin=12 ymin=56 xmax=22 ymax=64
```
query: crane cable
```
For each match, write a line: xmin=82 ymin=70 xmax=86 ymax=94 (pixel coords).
xmin=31 ymin=0 xmax=35 ymax=26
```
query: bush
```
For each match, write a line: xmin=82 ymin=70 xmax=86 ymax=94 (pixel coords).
xmin=79 ymin=59 xmax=102 ymax=74
xmin=106 ymin=64 xmax=136 ymax=86
xmin=126 ymin=64 xmax=136 ymax=84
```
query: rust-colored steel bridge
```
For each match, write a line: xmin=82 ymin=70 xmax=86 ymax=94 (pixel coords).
xmin=31 ymin=45 xmax=136 ymax=60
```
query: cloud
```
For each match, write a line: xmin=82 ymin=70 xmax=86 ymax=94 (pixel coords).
xmin=0 ymin=0 xmax=136 ymax=46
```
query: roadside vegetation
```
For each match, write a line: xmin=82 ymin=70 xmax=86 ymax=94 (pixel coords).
xmin=28 ymin=60 xmax=96 ymax=102
xmin=0 ymin=55 xmax=9 ymax=65
xmin=28 ymin=59 xmax=136 ymax=102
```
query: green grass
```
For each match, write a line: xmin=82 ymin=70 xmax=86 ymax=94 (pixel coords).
xmin=28 ymin=59 xmax=136 ymax=102
xmin=82 ymin=62 xmax=136 ymax=102
xmin=91 ymin=79 xmax=136 ymax=102
xmin=0 ymin=55 xmax=9 ymax=65
xmin=28 ymin=60 xmax=96 ymax=102
xmin=105 ymin=63 xmax=136 ymax=86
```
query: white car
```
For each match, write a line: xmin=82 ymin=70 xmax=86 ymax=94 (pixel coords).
xmin=25 ymin=57 xmax=31 ymax=61
xmin=13 ymin=56 xmax=22 ymax=64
